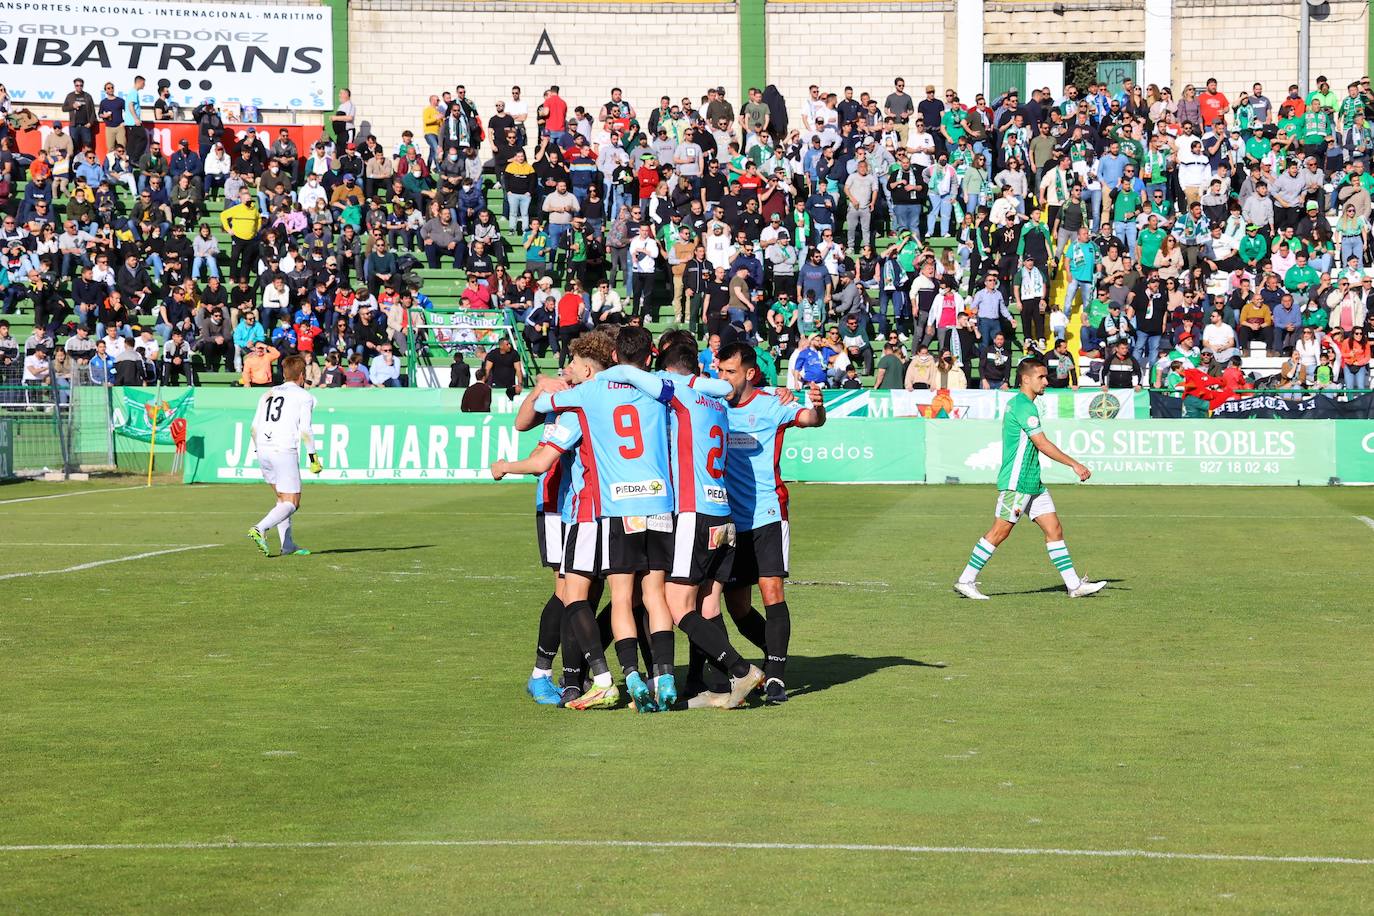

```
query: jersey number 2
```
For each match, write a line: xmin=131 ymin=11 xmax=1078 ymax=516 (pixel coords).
xmin=705 ymin=425 xmax=725 ymax=479
xmin=613 ymin=405 xmax=643 ymax=459
xmin=265 ymin=396 xmax=285 ymax=422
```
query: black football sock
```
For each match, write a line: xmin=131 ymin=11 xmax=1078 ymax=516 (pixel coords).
xmin=650 ymin=630 xmax=675 ymax=680
xmin=596 ymin=604 xmax=614 ymax=649
xmin=560 ymin=613 xmax=583 ymax=689
xmin=687 ymin=643 xmax=707 ymax=689
xmin=679 ymin=611 xmax=749 ymax=678
xmin=564 ymin=599 xmax=609 ymax=678
xmin=703 ymin=614 xmax=731 ymax=692
xmin=535 ymin=594 xmax=563 ymax=671
xmin=763 ymin=601 xmax=791 ymax=682
xmin=615 ymin=637 xmax=641 ymax=678
xmin=633 ymin=603 xmax=655 ymax=670
xmin=732 ymin=605 xmax=769 ymax=652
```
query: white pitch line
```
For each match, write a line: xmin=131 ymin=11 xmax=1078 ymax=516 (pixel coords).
xmin=0 ymin=838 xmax=1368 ymax=866
xmin=0 ymin=542 xmax=187 ymax=548
xmin=0 ymin=544 xmax=220 ymax=580
xmin=1355 ymin=515 xmax=1374 ymax=532
xmin=0 ymin=485 xmax=145 ymax=505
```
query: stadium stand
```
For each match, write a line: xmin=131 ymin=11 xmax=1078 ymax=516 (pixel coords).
xmin=2 ymin=71 xmax=1374 ymax=397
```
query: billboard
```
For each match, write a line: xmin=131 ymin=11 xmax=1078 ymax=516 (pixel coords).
xmin=0 ymin=0 xmax=333 ymax=111
xmin=925 ymin=421 xmax=1336 ymax=486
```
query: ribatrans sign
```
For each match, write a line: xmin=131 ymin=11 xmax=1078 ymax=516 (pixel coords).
xmin=0 ymin=0 xmax=333 ymax=111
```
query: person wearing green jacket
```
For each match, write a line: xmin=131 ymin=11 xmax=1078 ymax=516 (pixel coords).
xmin=1238 ymin=225 xmax=1269 ymax=269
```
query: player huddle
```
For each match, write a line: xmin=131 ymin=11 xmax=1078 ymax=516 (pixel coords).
xmin=243 ymin=336 xmax=1102 ymax=707
xmin=492 ymin=325 xmax=826 ymax=710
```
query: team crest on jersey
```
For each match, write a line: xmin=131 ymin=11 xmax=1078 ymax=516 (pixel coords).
xmin=612 ymin=479 xmax=667 ymax=500
xmin=703 ymin=485 xmax=729 ymax=505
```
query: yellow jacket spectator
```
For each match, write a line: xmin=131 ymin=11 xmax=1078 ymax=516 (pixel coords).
xmin=220 ymin=194 xmax=262 ymax=241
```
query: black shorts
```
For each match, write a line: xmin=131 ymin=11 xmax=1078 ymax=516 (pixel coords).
xmin=644 ymin=513 xmax=676 ymax=573
xmin=561 ymin=515 xmax=666 ymax=577
xmin=666 ymin=512 xmax=736 ymax=585
xmin=535 ymin=512 xmax=564 ymax=570
xmin=727 ymin=520 xmax=790 ymax=586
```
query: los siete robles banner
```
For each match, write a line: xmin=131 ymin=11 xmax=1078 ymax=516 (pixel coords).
xmin=924 ymin=421 xmax=1336 ymax=486
xmin=0 ymin=0 xmax=333 ymax=111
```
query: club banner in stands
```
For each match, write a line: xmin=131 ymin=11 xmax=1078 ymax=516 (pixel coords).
xmin=923 ymin=420 xmax=1336 ymax=486
xmin=113 ymin=387 xmax=195 ymax=445
xmin=0 ymin=1 xmax=333 ymax=111
xmin=13 ymin=120 xmax=327 ymax=162
xmin=1150 ymin=391 xmax=1374 ymax=419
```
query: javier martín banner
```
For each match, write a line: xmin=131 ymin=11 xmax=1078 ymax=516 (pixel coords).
xmin=0 ymin=0 xmax=333 ymax=111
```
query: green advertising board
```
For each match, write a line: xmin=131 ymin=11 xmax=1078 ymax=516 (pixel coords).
xmin=185 ymin=403 xmax=545 ymax=484
xmin=173 ymin=389 xmax=1374 ymax=488
xmin=925 ymin=420 xmax=1337 ymax=486
xmin=181 ymin=389 xmax=899 ymax=485
xmin=777 ymin=419 xmax=923 ymax=483
xmin=1334 ymin=422 xmax=1374 ymax=483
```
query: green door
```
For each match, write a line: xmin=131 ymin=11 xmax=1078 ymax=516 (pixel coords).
xmin=988 ymin=61 xmax=1027 ymax=101
xmin=1096 ymin=60 xmax=1138 ymax=97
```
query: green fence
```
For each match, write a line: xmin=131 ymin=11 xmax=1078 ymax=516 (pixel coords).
xmin=174 ymin=387 xmax=1374 ymax=486
xmin=0 ymin=419 xmax=13 ymax=480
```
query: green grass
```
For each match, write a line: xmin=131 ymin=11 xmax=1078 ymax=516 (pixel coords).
xmin=2 ymin=481 xmax=1373 ymax=913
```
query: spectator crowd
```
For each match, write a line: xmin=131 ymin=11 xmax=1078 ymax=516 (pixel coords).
xmin=3 ymin=69 xmax=1374 ymax=395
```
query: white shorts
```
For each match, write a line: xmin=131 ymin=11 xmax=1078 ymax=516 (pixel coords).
xmin=995 ymin=489 xmax=1056 ymax=524
xmin=258 ymin=450 xmax=303 ymax=494
xmin=536 ymin=512 xmax=564 ymax=569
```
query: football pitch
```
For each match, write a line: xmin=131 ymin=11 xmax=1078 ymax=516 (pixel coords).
xmin=3 ymin=481 xmax=1373 ymax=913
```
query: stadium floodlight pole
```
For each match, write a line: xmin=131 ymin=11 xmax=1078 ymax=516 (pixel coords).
xmin=1299 ymin=0 xmax=1313 ymax=94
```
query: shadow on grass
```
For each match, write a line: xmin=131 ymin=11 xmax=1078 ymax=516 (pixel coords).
xmin=785 ymin=654 xmax=946 ymax=698
xmin=309 ymin=544 xmax=437 ymax=555
xmin=986 ymin=577 xmax=1128 ymax=597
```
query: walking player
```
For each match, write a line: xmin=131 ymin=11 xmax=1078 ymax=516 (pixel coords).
xmin=954 ymin=357 xmax=1105 ymax=600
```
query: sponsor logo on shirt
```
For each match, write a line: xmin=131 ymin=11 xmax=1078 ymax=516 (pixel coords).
xmin=612 ymin=479 xmax=667 ymax=500
xmin=728 ymin=433 xmax=760 ymax=452
xmin=702 ymin=485 xmax=729 ymax=505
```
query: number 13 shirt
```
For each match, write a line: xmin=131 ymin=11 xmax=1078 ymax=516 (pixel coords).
xmin=253 ymin=382 xmax=317 ymax=455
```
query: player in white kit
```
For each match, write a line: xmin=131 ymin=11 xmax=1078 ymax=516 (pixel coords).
xmin=248 ymin=355 xmax=322 ymax=557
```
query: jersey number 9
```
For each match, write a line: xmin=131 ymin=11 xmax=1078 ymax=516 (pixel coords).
xmin=613 ymin=405 xmax=643 ymax=459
